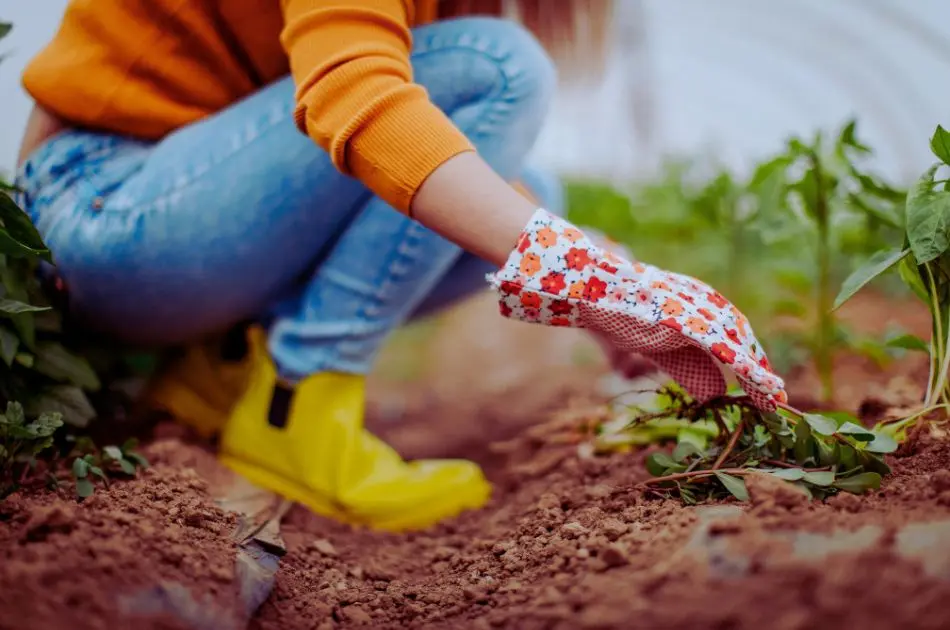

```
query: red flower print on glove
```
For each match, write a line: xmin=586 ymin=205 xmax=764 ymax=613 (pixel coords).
xmin=488 ymin=209 xmax=786 ymax=411
xmin=583 ymin=277 xmax=608 ymax=302
xmin=540 ymin=272 xmax=567 ymax=294
xmin=565 ymin=247 xmax=593 ymax=271
xmin=520 ymin=292 xmax=542 ymax=309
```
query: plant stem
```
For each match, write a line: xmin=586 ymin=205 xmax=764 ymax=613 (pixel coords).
xmin=935 ymin=320 xmax=950 ymax=408
xmin=712 ymin=416 xmax=744 ymax=470
xmin=642 ymin=467 xmax=752 ymax=486
xmin=925 ymin=264 xmax=945 ymax=407
xmin=811 ymin=151 xmax=834 ymax=404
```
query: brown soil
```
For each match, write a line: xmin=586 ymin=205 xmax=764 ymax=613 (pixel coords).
xmin=3 ymin=291 xmax=950 ymax=630
xmin=0 ymin=438 xmax=242 ymax=630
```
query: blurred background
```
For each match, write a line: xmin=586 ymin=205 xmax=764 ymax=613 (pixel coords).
xmin=0 ymin=1 xmax=948 ymax=436
xmin=4 ymin=0 xmax=950 ymax=180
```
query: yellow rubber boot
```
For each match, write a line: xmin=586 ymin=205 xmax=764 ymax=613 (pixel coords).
xmin=219 ymin=328 xmax=491 ymax=531
xmin=144 ymin=333 xmax=253 ymax=438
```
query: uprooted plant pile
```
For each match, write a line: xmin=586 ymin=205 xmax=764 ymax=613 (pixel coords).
xmin=590 ymin=384 xmax=894 ymax=503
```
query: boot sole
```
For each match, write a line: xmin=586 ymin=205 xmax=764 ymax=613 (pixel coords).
xmin=219 ymin=454 xmax=491 ymax=532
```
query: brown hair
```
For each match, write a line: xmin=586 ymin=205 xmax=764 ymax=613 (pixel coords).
xmin=439 ymin=0 xmax=614 ymax=81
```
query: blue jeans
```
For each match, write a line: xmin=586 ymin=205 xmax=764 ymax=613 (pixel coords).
xmin=16 ymin=17 xmax=561 ymax=381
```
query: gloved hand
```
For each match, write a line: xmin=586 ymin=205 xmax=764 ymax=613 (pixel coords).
xmin=488 ymin=208 xmax=786 ymax=410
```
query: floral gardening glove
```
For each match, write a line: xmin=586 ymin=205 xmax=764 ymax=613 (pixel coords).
xmin=487 ymin=209 xmax=787 ymax=411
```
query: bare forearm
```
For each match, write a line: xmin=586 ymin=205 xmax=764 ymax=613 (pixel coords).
xmin=410 ymin=152 xmax=538 ymax=266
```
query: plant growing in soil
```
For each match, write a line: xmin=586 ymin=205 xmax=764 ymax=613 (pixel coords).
xmin=0 ymin=22 xmax=150 ymax=498
xmin=835 ymin=125 xmax=950 ymax=427
xmin=69 ymin=437 xmax=149 ymax=498
xmin=747 ymin=120 xmax=905 ymax=403
xmin=568 ymin=123 xmax=905 ymax=394
xmin=593 ymin=384 xmax=893 ymax=503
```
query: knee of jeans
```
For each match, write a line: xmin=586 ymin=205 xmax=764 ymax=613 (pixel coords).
xmin=422 ymin=17 xmax=557 ymax=114
xmin=479 ymin=18 xmax=557 ymax=110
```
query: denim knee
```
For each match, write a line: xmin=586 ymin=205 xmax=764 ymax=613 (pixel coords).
xmin=413 ymin=17 xmax=557 ymax=139
xmin=464 ymin=17 xmax=557 ymax=111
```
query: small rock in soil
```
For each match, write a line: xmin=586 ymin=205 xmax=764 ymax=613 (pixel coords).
xmin=598 ymin=518 xmax=628 ymax=541
xmin=599 ymin=544 xmax=630 ymax=568
xmin=745 ymin=472 xmax=811 ymax=512
xmin=827 ymin=491 xmax=863 ymax=513
xmin=312 ymin=539 xmax=338 ymax=557
xmin=560 ymin=522 xmax=587 ymax=539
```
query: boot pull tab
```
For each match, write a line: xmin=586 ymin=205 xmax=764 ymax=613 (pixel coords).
xmin=267 ymin=383 xmax=295 ymax=429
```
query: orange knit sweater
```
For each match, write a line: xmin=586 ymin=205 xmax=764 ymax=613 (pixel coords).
xmin=22 ymin=0 xmax=479 ymax=213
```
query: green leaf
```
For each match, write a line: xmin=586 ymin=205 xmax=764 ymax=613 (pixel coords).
xmin=793 ymin=419 xmax=814 ymax=465
xmin=803 ymin=413 xmax=838 ymax=436
xmin=118 ymin=459 xmax=136 ymax=475
xmin=885 ymin=333 xmax=929 ymax=353
xmin=28 ymin=412 xmax=63 ymax=438
xmin=4 ymin=402 xmax=25 ymax=426
xmin=72 ymin=457 xmax=90 ymax=479
xmin=0 ymin=192 xmax=51 ymax=261
xmin=859 ymin=451 xmax=892 ymax=476
xmin=28 ymin=386 xmax=96 ymax=428
xmin=833 ymin=248 xmax=910 ymax=310
xmin=671 ymin=441 xmax=701 ymax=463
xmin=833 ymin=472 xmax=882 ymax=495
xmin=802 ymin=471 xmax=836 ymax=486
xmin=76 ymin=477 xmax=95 ymax=499
xmin=0 ymin=324 xmax=19 ymax=365
xmin=88 ymin=465 xmax=107 ymax=481
xmin=0 ymin=23 xmax=11 ymax=41
xmin=898 ymin=254 xmax=929 ymax=303
xmin=0 ymin=299 xmax=49 ymax=316
xmin=125 ymin=452 xmax=149 ymax=469
xmin=816 ymin=438 xmax=838 ymax=467
xmin=839 ymin=119 xmax=872 ymax=154
xmin=931 ymin=125 xmax=950 ymax=165
xmin=0 ymin=264 xmax=37 ymax=349
xmin=866 ymin=431 xmax=899 ymax=454
xmin=906 ymin=165 xmax=950 ymax=264
xmin=646 ymin=452 xmax=684 ymax=476
xmin=103 ymin=445 xmax=123 ymax=462
xmin=713 ymin=471 xmax=749 ymax=502
xmin=32 ymin=342 xmax=101 ymax=391
xmin=0 ymin=227 xmax=50 ymax=261
xmin=837 ymin=422 xmax=875 ymax=442
xmin=766 ymin=467 xmax=806 ymax=481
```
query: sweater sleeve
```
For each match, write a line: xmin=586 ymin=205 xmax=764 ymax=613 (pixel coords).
xmin=280 ymin=0 xmax=475 ymax=213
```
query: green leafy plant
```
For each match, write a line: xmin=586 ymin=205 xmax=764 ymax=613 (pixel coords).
xmin=593 ymin=384 xmax=892 ymax=503
xmin=567 ymin=121 xmax=905 ymax=398
xmin=746 ymin=120 xmax=905 ymax=402
xmin=0 ymin=22 xmax=151 ymax=498
xmin=69 ymin=437 xmax=148 ymax=498
xmin=0 ymin=401 xmax=63 ymax=492
xmin=836 ymin=124 xmax=950 ymax=426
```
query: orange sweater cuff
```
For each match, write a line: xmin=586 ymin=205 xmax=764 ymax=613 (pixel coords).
xmin=334 ymin=92 xmax=474 ymax=214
